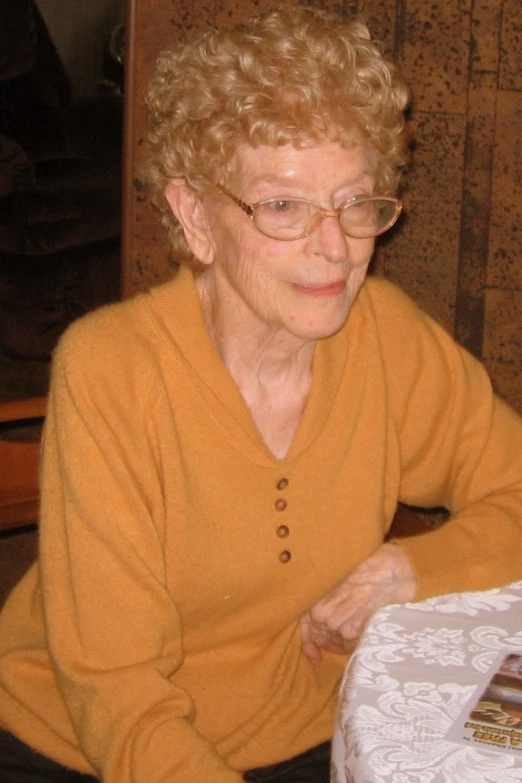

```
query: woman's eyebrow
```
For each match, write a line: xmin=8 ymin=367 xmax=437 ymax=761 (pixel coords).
xmin=248 ymin=169 xmax=375 ymax=191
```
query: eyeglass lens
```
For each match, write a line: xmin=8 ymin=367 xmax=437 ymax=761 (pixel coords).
xmin=254 ymin=198 xmax=399 ymax=239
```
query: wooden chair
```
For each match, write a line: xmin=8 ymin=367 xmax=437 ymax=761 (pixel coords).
xmin=0 ymin=397 xmax=47 ymax=532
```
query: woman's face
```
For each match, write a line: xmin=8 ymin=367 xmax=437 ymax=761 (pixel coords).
xmin=197 ymin=136 xmax=377 ymax=346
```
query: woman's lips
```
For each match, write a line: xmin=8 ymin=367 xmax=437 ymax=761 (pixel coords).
xmin=291 ymin=280 xmax=346 ymax=298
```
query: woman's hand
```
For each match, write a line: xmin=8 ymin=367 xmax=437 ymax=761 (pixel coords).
xmin=300 ymin=543 xmax=418 ymax=664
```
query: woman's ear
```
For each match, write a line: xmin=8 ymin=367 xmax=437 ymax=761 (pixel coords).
xmin=164 ymin=179 xmax=215 ymax=265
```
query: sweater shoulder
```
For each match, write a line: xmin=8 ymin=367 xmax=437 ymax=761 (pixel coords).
xmin=360 ymin=275 xmax=427 ymax=324
xmin=356 ymin=275 xmax=475 ymax=401
xmin=49 ymin=283 xmax=180 ymax=411
xmin=55 ymin=292 xmax=156 ymax=358
xmin=358 ymin=275 xmax=454 ymax=351
xmin=53 ymin=278 xmax=180 ymax=372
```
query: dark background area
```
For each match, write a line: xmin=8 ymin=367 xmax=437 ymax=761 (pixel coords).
xmin=0 ymin=0 xmax=126 ymax=605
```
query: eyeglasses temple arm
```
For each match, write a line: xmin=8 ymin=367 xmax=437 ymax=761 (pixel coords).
xmin=214 ymin=183 xmax=254 ymax=217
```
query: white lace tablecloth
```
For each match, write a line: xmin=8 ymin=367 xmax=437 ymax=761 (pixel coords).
xmin=331 ymin=581 xmax=522 ymax=783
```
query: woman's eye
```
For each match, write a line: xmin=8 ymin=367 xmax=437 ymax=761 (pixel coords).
xmin=346 ymin=197 xmax=373 ymax=213
xmin=266 ymin=200 xmax=296 ymax=214
xmin=350 ymin=193 xmax=371 ymax=204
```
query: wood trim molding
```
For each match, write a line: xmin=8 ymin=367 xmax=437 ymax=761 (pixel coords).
xmin=0 ymin=397 xmax=47 ymax=424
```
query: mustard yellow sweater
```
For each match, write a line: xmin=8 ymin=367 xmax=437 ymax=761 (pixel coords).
xmin=1 ymin=266 xmax=522 ymax=783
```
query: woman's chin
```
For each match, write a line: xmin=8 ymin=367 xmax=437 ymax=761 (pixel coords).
xmin=282 ymin=281 xmax=360 ymax=341
xmin=284 ymin=308 xmax=351 ymax=342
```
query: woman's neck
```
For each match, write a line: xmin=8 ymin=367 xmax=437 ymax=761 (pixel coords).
xmin=195 ymin=270 xmax=316 ymax=392
xmin=196 ymin=270 xmax=315 ymax=458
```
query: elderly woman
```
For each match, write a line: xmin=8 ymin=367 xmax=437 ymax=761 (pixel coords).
xmin=1 ymin=6 xmax=522 ymax=783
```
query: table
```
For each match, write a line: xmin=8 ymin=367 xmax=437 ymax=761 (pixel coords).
xmin=331 ymin=581 xmax=522 ymax=783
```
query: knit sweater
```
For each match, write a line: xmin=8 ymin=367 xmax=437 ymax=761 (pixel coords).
xmin=1 ymin=265 xmax=522 ymax=783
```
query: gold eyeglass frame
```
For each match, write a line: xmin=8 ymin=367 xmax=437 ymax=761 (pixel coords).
xmin=213 ymin=182 xmax=403 ymax=241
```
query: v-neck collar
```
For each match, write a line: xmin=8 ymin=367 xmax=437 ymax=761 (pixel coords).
xmin=149 ymin=265 xmax=355 ymax=464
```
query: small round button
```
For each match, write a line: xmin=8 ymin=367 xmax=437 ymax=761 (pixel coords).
xmin=275 ymin=498 xmax=287 ymax=511
xmin=276 ymin=478 xmax=289 ymax=491
xmin=279 ymin=550 xmax=292 ymax=563
xmin=276 ymin=525 xmax=290 ymax=538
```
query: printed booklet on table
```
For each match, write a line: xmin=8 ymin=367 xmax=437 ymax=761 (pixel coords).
xmin=446 ymin=651 xmax=522 ymax=754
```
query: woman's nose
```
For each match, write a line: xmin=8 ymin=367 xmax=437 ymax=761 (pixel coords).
xmin=312 ymin=214 xmax=351 ymax=264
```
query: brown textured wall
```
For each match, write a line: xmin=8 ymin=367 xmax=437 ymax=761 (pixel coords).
xmin=122 ymin=0 xmax=522 ymax=412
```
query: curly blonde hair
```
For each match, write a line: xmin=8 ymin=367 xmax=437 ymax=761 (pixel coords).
xmin=144 ymin=4 xmax=410 ymax=265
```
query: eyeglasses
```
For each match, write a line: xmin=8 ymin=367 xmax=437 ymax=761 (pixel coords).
xmin=213 ymin=182 xmax=402 ymax=241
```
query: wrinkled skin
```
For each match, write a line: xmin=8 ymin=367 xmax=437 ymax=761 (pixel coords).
xmin=300 ymin=542 xmax=418 ymax=664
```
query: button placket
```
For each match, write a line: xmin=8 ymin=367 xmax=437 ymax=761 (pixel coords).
xmin=274 ymin=477 xmax=291 ymax=563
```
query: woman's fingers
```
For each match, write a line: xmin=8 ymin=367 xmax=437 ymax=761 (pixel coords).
xmin=300 ymin=543 xmax=418 ymax=662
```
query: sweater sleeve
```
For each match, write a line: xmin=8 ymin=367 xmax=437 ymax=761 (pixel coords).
xmin=38 ymin=313 xmax=243 ymax=783
xmin=368 ymin=280 xmax=522 ymax=599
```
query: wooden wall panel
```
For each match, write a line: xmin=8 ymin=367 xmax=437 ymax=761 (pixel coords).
xmin=500 ymin=0 xmax=522 ymax=91
xmin=484 ymin=89 xmax=522 ymax=412
xmin=357 ymin=1 xmax=396 ymax=51
xmin=396 ymin=0 xmax=472 ymax=114
xmin=378 ymin=113 xmax=465 ymax=336
xmin=122 ymin=0 xmax=522 ymax=412
xmin=484 ymin=290 xmax=522 ymax=410
xmin=487 ymin=92 xmax=522 ymax=291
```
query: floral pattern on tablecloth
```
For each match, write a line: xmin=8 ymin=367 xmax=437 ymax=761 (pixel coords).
xmin=331 ymin=582 xmax=522 ymax=783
